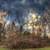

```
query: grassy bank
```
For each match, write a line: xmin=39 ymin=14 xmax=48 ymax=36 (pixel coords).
xmin=0 ymin=47 xmax=50 ymax=50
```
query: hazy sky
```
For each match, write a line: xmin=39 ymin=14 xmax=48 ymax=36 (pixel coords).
xmin=0 ymin=0 xmax=49 ymax=24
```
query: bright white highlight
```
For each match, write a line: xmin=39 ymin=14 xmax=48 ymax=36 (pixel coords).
xmin=23 ymin=10 xmax=41 ymax=33
xmin=32 ymin=14 xmax=37 ymax=20
xmin=5 ymin=20 xmax=11 ymax=28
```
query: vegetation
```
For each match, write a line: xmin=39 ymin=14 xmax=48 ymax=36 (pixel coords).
xmin=0 ymin=4 xmax=50 ymax=49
